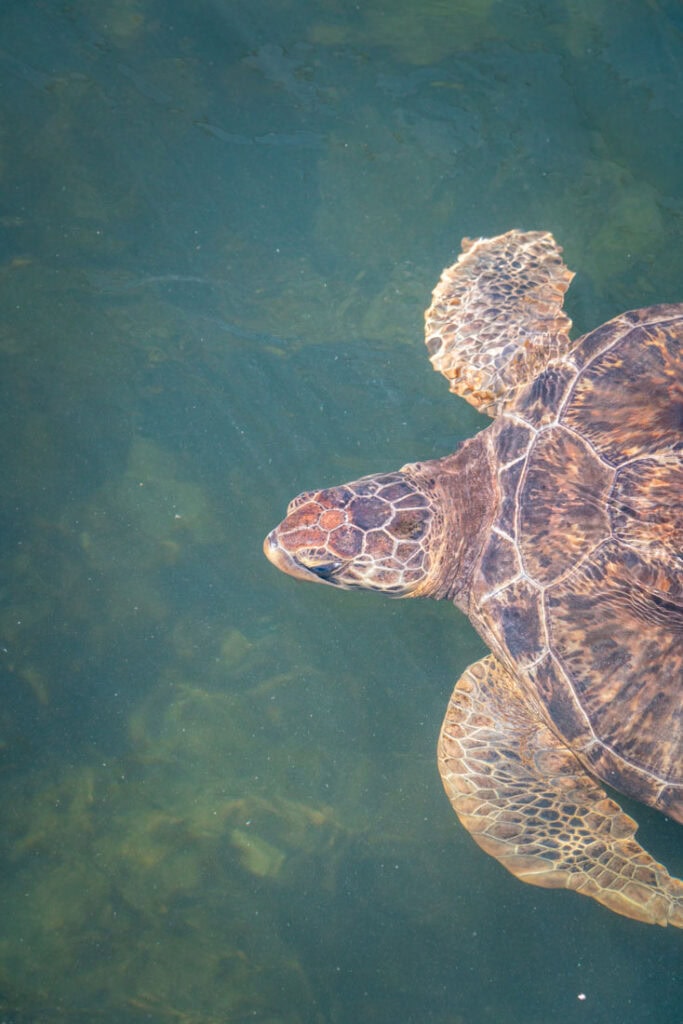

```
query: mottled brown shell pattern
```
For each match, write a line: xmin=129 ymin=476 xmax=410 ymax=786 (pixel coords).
xmin=472 ymin=305 xmax=683 ymax=821
xmin=425 ymin=231 xmax=575 ymax=416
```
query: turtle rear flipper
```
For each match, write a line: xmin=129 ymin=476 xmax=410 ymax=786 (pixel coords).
xmin=425 ymin=230 xmax=575 ymax=416
xmin=438 ymin=655 xmax=683 ymax=927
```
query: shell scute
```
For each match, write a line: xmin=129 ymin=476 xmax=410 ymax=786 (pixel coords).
xmin=527 ymin=655 xmax=590 ymax=743
xmin=477 ymin=530 xmax=521 ymax=590
xmin=612 ymin=456 xmax=683 ymax=588
xmin=512 ymin=360 xmax=578 ymax=428
xmin=482 ymin=576 xmax=546 ymax=665
xmin=496 ymin=458 xmax=525 ymax=537
xmin=492 ymin=419 xmax=535 ymax=466
xmin=544 ymin=540 xmax=683 ymax=789
xmin=563 ymin=311 xmax=683 ymax=465
xmin=518 ymin=426 xmax=613 ymax=586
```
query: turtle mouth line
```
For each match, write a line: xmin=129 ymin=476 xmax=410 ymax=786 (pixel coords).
xmin=263 ymin=531 xmax=339 ymax=585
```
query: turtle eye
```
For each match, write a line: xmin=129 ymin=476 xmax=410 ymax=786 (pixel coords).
xmin=307 ymin=561 xmax=342 ymax=580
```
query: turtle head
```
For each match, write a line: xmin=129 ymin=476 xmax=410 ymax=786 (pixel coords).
xmin=263 ymin=467 xmax=441 ymax=597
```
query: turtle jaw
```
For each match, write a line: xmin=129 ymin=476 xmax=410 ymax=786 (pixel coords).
xmin=263 ymin=530 xmax=342 ymax=587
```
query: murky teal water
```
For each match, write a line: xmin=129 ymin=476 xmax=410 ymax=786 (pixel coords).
xmin=0 ymin=1 xmax=681 ymax=1021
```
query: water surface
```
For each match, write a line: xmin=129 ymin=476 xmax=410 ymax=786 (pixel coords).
xmin=0 ymin=1 xmax=682 ymax=1021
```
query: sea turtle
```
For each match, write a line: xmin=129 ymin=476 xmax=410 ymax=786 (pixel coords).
xmin=263 ymin=230 xmax=683 ymax=927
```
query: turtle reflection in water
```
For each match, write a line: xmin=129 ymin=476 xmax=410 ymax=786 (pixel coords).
xmin=264 ymin=230 xmax=683 ymax=927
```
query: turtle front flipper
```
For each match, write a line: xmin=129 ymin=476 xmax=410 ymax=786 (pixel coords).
xmin=425 ymin=230 xmax=575 ymax=416
xmin=438 ymin=655 xmax=683 ymax=927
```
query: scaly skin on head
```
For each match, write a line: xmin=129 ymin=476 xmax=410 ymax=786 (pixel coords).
xmin=264 ymin=435 xmax=494 ymax=602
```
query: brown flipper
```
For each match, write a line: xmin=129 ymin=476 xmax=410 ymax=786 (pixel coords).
xmin=438 ymin=655 xmax=683 ymax=927
xmin=425 ymin=230 xmax=575 ymax=416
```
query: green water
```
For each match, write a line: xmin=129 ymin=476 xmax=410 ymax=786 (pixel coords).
xmin=0 ymin=1 xmax=681 ymax=1021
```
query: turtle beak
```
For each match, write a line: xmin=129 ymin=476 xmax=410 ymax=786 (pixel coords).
xmin=263 ymin=530 xmax=327 ymax=584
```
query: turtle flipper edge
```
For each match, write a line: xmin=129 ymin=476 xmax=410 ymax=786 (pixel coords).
xmin=425 ymin=230 xmax=575 ymax=416
xmin=438 ymin=654 xmax=683 ymax=927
